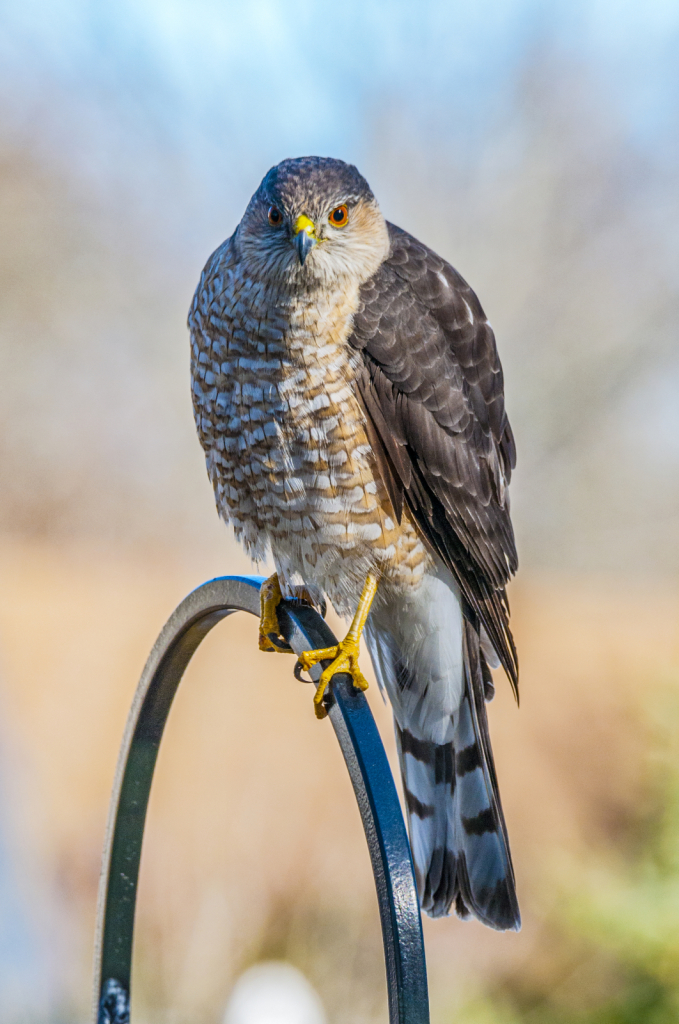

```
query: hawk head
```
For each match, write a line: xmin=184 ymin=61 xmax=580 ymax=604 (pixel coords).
xmin=236 ymin=156 xmax=390 ymax=289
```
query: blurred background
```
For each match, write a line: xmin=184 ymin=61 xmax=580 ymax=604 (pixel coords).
xmin=0 ymin=0 xmax=677 ymax=1020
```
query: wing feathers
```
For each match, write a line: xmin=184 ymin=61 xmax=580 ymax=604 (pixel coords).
xmin=351 ymin=222 xmax=519 ymax=693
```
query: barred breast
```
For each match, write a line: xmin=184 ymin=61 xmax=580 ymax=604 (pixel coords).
xmin=189 ymin=237 xmax=430 ymax=616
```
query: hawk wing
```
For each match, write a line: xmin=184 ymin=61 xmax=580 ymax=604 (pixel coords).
xmin=349 ymin=223 xmax=519 ymax=694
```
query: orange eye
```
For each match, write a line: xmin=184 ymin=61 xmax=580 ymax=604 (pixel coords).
xmin=329 ymin=204 xmax=348 ymax=227
xmin=268 ymin=205 xmax=283 ymax=226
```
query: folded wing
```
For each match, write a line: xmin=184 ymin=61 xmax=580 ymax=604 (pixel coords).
xmin=349 ymin=223 xmax=519 ymax=694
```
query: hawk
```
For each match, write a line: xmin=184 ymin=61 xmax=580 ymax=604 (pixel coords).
xmin=189 ymin=157 xmax=520 ymax=931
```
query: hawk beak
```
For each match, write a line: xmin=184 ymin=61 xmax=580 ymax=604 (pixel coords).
xmin=293 ymin=214 xmax=317 ymax=265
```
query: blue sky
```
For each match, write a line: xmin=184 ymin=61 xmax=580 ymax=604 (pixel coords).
xmin=1 ymin=0 xmax=677 ymax=200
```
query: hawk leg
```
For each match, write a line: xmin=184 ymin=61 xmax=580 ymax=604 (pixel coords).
xmin=295 ymin=572 xmax=378 ymax=719
xmin=259 ymin=573 xmax=326 ymax=652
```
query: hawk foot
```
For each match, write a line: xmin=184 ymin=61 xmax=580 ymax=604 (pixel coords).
xmin=259 ymin=574 xmax=326 ymax=653
xmin=294 ymin=571 xmax=378 ymax=719
xmin=295 ymin=636 xmax=370 ymax=720
xmin=258 ymin=574 xmax=292 ymax=653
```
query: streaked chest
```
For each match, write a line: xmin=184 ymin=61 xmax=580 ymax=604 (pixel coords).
xmin=190 ymin=257 xmax=431 ymax=609
xmin=191 ymin=263 xmax=378 ymax=528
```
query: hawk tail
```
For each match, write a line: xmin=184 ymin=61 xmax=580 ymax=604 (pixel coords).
xmin=366 ymin=609 xmax=520 ymax=931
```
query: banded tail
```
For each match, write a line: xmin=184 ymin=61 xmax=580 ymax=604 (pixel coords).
xmin=365 ymin=573 xmax=520 ymax=931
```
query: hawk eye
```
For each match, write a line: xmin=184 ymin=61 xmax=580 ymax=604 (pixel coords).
xmin=329 ymin=204 xmax=348 ymax=227
xmin=268 ymin=205 xmax=283 ymax=226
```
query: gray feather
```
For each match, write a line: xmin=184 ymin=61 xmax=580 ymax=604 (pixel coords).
xmin=365 ymin=576 xmax=520 ymax=930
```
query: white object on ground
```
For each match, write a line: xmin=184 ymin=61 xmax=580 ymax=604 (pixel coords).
xmin=223 ymin=961 xmax=327 ymax=1024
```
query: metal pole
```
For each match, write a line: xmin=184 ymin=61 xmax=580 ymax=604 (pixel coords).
xmin=93 ymin=575 xmax=429 ymax=1024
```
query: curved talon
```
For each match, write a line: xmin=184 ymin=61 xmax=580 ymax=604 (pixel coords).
xmin=259 ymin=632 xmax=292 ymax=653
xmin=293 ymin=658 xmax=313 ymax=683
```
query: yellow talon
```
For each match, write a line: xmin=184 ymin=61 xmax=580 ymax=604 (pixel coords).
xmin=295 ymin=571 xmax=379 ymax=719
xmin=258 ymin=573 xmax=292 ymax=653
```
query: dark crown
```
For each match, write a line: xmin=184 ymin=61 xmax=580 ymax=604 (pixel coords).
xmin=260 ymin=156 xmax=374 ymax=212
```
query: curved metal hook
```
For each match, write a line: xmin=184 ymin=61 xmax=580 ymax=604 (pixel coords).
xmin=93 ymin=575 xmax=429 ymax=1024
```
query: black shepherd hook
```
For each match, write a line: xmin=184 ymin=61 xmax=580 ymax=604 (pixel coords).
xmin=93 ymin=575 xmax=429 ymax=1024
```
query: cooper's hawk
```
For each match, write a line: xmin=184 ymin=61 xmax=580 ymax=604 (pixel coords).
xmin=189 ymin=157 xmax=520 ymax=931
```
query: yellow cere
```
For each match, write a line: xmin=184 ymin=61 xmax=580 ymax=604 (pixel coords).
xmin=293 ymin=214 xmax=316 ymax=236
